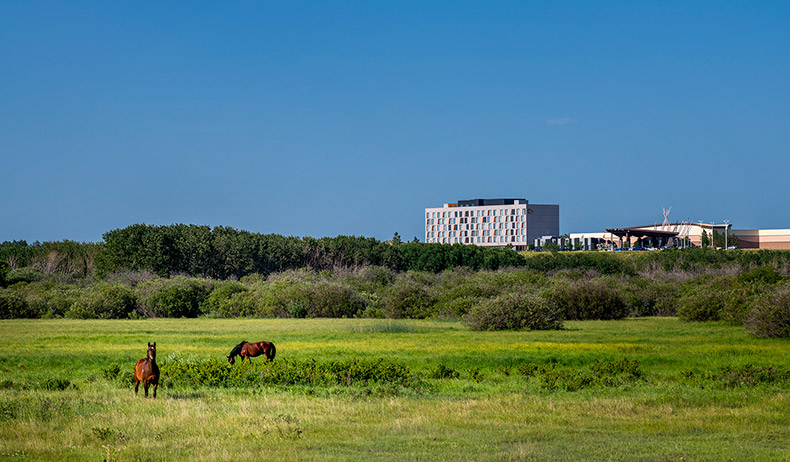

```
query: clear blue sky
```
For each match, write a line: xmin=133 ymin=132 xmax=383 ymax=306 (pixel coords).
xmin=2 ymin=2 xmax=789 ymax=243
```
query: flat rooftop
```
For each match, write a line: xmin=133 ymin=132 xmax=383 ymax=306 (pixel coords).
xmin=456 ymin=198 xmax=527 ymax=206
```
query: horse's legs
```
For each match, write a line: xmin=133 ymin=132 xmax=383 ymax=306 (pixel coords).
xmin=144 ymin=383 xmax=149 ymax=398
xmin=134 ymin=378 xmax=139 ymax=396
xmin=152 ymin=383 xmax=158 ymax=399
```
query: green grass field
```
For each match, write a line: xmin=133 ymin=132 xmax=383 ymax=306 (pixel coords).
xmin=1 ymin=318 xmax=789 ymax=461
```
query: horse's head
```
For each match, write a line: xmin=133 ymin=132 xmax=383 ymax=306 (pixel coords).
xmin=147 ymin=342 xmax=157 ymax=360
xmin=227 ymin=355 xmax=235 ymax=365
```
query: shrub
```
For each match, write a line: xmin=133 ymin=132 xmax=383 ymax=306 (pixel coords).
xmin=67 ymin=283 xmax=137 ymax=319
xmin=744 ymin=286 xmax=790 ymax=338
xmin=512 ymin=362 xmax=556 ymax=376
xmin=0 ymin=289 xmax=40 ymax=319
xmin=465 ymin=367 xmax=484 ymax=382
xmin=544 ymin=278 xmax=628 ymax=320
xmin=428 ymin=364 xmax=460 ymax=379
xmin=539 ymin=368 xmax=594 ymax=392
xmin=37 ymin=283 xmax=83 ymax=317
xmin=436 ymin=296 xmax=479 ymax=319
xmin=346 ymin=265 xmax=395 ymax=290
xmin=137 ymin=277 xmax=215 ymax=318
xmin=464 ymin=292 xmax=563 ymax=331
xmin=380 ymin=273 xmax=437 ymax=319
xmin=256 ymin=278 xmax=366 ymax=318
xmin=588 ymin=358 xmax=641 ymax=379
xmin=257 ymin=358 xmax=421 ymax=388
xmin=718 ymin=287 xmax=756 ymax=324
xmin=675 ymin=275 xmax=759 ymax=324
xmin=715 ymin=365 xmax=790 ymax=387
xmin=159 ymin=355 xmax=422 ymax=389
xmin=539 ymin=359 xmax=642 ymax=391
xmin=433 ymin=269 xmax=548 ymax=319
xmin=200 ymin=281 xmax=248 ymax=316
xmin=12 ymin=281 xmax=84 ymax=318
xmin=39 ymin=377 xmax=71 ymax=391
xmin=681 ymin=364 xmax=790 ymax=387
xmin=620 ymin=277 xmax=678 ymax=317
xmin=524 ymin=252 xmax=636 ymax=276
xmin=434 ymin=269 xmax=495 ymax=317
xmin=102 ymin=363 xmax=122 ymax=381
xmin=257 ymin=278 xmax=311 ymax=318
xmin=102 ymin=270 xmax=156 ymax=288
xmin=676 ymin=289 xmax=725 ymax=322
xmin=161 ymin=356 xmax=249 ymax=387
xmin=738 ymin=265 xmax=785 ymax=285
xmin=6 ymin=267 xmax=45 ymax=285
xmin=224 ymin=288 xmax=272 ymax=317
xmin=479 ymin=268 xmax=548 ymax=289
xmin=307 ymin=279 xmax=366 ymax=317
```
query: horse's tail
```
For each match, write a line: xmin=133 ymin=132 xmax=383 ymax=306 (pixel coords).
xmin=228 ymin=341 xmax=246 ymax=359
xmin=267 ymin=342 xmax=276 ymax=361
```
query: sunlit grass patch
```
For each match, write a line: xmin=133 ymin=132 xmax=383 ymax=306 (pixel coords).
xmin=349 ymin=320 xmax=420 ymax=334
xmin=1 ymin=318 xmax=790 ymax=460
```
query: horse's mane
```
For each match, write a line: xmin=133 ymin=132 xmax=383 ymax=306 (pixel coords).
xmin=228 ymin=341 xmax=247 ymax=358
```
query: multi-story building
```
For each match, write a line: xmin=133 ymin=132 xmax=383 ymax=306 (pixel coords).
xmin=424 ymin=198 xmax=559 ymax=251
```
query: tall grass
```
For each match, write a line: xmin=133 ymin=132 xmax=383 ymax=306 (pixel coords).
xmin=1 ymin=318 xmax=790 ymax=460
xmin=349 ymin=320 xmax=420 ymax=334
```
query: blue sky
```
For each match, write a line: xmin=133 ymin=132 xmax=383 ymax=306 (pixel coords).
xmin=2 ymin=2 xmax=789 ymax=243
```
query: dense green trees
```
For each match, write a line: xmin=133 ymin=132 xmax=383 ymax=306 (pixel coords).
xmin=0 ymin=259 xmax=7 ymax=287
xmin=95 ymin=224 xmax=526 ymax=278
xmin=5 ymin=225 xmax=790 ymax=283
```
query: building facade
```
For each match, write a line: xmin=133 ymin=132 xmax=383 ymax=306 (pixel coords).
xmin=570 ymin=224 xmax=790 ymax=250
xmin=424 ymin=198 xmax=559 ymax=251
xmin=730 ymin=229 xmax=790 ymax=249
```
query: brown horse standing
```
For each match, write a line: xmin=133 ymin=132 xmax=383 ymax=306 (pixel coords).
xmin=227 ymin=340 xmax=276 ymax=365
xmin=134 ymin=342 xmax=160 ymax=398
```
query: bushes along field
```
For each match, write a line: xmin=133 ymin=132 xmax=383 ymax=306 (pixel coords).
xmin=1 ymin=262 xmax=789 ymax=337
xmin=3 ymin=230 xmax=790 ymax=337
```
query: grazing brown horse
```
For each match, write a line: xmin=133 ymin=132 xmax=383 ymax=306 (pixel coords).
xmin=227 ymin=340 xmax=276 ymax=365
xmin=134 ymin=342 xmax=160 ymax=398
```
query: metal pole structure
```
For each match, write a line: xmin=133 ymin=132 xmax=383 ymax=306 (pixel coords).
xmin=724 ymin=220 xmax=729 ymax=249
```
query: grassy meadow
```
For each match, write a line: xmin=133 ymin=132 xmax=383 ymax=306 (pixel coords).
xmin=1 ymin=317 xmax=789 ymax=461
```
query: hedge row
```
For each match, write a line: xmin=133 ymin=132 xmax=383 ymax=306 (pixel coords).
xmin=2 ymin=264 xmax=789 ymax=337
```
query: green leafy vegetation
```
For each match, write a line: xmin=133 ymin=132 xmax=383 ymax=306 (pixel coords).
xmin=3 ymin=232 xmax=790 ymax=337
xmin=464 ymin=291 xmax=563 ymax=330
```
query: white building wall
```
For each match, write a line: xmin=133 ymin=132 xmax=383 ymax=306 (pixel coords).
xmin=425 ymin=201 xmax=530 ymax=247
xmin=424 ymin=199 xmax=559 ymax=250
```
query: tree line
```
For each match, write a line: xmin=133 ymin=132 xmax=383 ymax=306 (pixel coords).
xmin=3 ymin=224 xmax=790 ymax=285
xmin=1 ymin=224 xmax=527 ymax=281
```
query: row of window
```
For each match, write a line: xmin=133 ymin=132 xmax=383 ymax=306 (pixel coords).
xmin=426 ymin=215 xmax=525 ymax=226
xmin=427 ymin=229 xmax=526 ymax=239
xmin=426 ymin=207 xmax=526 ymax=219
xmin=428 ymin=222 xmax=523 ymax=232
xmin=426 ymin=236 xmax=521 ymax=244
